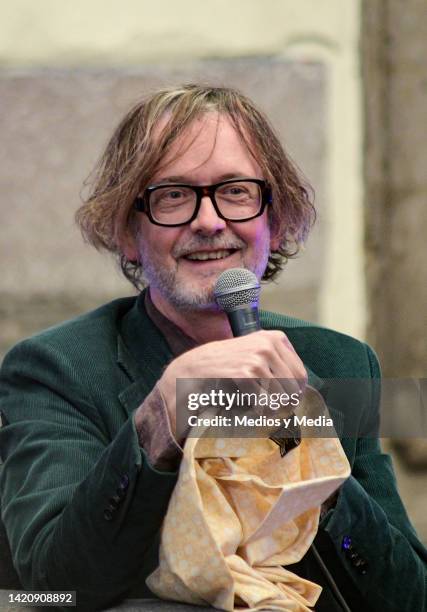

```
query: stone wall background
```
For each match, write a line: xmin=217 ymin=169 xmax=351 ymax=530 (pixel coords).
xmin=362 ymin=0 xmax=427 ymax=378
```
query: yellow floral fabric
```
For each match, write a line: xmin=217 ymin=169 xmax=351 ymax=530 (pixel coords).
xmin=147 ymin=391 xmax=350 ymax=611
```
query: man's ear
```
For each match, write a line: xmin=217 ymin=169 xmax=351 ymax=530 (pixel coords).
xmin=121 ymin=231 xmax=139 ymax=263
xmin=269 ymin=229 xmax=281 ymax=251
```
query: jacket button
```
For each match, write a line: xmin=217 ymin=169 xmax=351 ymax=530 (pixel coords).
xmin=117 ymin=474 xmax=129 ymax=498
xmin=103 ymin=508 xmax=114 ymax=521
xmin=342 ymin=537 xmax=368 ymax=574
xmin=109 ymin=495 xmax=121 ymax=510
xmin=354 ymin=558 xmax=368 ymax=574
xmin=341 ymin=536 xmax=352 ymax=551
xmin=119 ymin=474 xmax=130 ymax=490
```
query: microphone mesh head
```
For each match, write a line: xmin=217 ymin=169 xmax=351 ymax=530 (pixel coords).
xmin=214 ymin=268 xmax=260 ymax=312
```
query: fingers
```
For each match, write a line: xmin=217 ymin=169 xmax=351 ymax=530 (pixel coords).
xmin=270 ymin=330 xmax=308 ymax=391
xmin=158 ymin=329 xmax=307 ymax=429
xmin=245 ymin=330 xmax=307 ymax=397
xmin=161 ymin=333 xmax=309 ymax=446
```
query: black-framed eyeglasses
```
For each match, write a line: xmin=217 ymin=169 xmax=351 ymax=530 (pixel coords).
xmin=134 ymin=178 xmax=272 ymax=227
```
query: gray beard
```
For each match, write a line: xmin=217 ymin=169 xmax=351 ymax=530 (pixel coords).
xmin=138 ymin=237 xmax=270 ymax=312
xmin=140 ymin=256 xmax=222 ymax=312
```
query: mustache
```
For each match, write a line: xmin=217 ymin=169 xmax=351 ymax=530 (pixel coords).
xmin=173 ymin=236 xmax=246 ymax=258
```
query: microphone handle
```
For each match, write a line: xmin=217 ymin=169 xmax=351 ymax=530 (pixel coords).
xmin=227 ymin=305 xmax=261 ymax=337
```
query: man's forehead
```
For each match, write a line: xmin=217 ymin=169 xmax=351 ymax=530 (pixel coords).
xmin=151 ymin=111 xmax=261 ymax=179
xmin=153 ymin=110 xmax=219 ymax=143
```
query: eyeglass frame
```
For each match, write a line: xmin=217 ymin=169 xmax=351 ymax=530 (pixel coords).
xmin=133 ymin=178 xmax=272 ymax=227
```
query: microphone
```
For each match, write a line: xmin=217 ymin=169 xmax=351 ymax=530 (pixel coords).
xmin=214 ymin=268 xmax=261 ymax=336
xmin=214 ymin=268 xmax=301 ymax=457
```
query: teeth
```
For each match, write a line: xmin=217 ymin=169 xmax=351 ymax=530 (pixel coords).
xmin=186 ymin=249 xmax=232 ymax=261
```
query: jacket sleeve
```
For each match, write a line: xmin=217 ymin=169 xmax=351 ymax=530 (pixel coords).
xmin=0 ymin=336 xmax=178 ymax=611
xmin=321 ymin=344 xmax=427 ymax=611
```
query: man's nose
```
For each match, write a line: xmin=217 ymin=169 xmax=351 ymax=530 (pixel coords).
xmin=189 ymin=196 xmax=227 ymax=234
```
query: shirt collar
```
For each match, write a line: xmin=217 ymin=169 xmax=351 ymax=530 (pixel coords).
xmin=144 ymin=289 xmax=198 ymax=357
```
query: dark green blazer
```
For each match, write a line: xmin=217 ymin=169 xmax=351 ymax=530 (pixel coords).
xmin=0 ymin=293 xmax=426 ymax=611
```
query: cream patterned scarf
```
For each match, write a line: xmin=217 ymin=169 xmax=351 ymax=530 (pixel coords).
xmin=147 ymin=387 xmax=350 ymax=611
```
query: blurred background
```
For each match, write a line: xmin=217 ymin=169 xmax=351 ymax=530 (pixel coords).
xmin=0 ymin=1 xmax=426 ymax=539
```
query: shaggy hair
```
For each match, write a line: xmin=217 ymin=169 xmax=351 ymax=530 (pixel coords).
xmin=75 ymin=83 xmax=315 ymax=289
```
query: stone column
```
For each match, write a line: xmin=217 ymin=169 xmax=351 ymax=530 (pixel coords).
xmin=362 ymin=0 xmax=427 ymax=378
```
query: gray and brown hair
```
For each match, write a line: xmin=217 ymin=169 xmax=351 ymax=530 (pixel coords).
xmin=75 ymin=83 xmax=315 ymax=289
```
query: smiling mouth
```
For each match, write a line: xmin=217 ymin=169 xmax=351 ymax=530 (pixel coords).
xmin=184 ymin=249 xmax=237 ymax=261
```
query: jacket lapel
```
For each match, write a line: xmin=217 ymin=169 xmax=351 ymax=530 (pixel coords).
xmin=116 ymin=292 xmax=174 ymax=418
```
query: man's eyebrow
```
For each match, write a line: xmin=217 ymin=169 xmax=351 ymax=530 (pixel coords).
xmin=152 ymin=173 xmax=253 ymax=184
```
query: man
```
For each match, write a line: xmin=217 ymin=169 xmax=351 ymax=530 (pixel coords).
xmin=0 ymin=84 xmax=426 ymax=611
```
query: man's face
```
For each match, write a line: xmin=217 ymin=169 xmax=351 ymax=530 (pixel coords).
xmin=127 ymin=113 xmax=278 ymax=312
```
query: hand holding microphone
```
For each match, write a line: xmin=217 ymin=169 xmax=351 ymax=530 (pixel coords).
xmin=157 ymin=268 xmax=307 ymax=437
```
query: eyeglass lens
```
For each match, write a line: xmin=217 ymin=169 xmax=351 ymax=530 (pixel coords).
xmin=149 ymin=181 xmax=262 ymax=224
